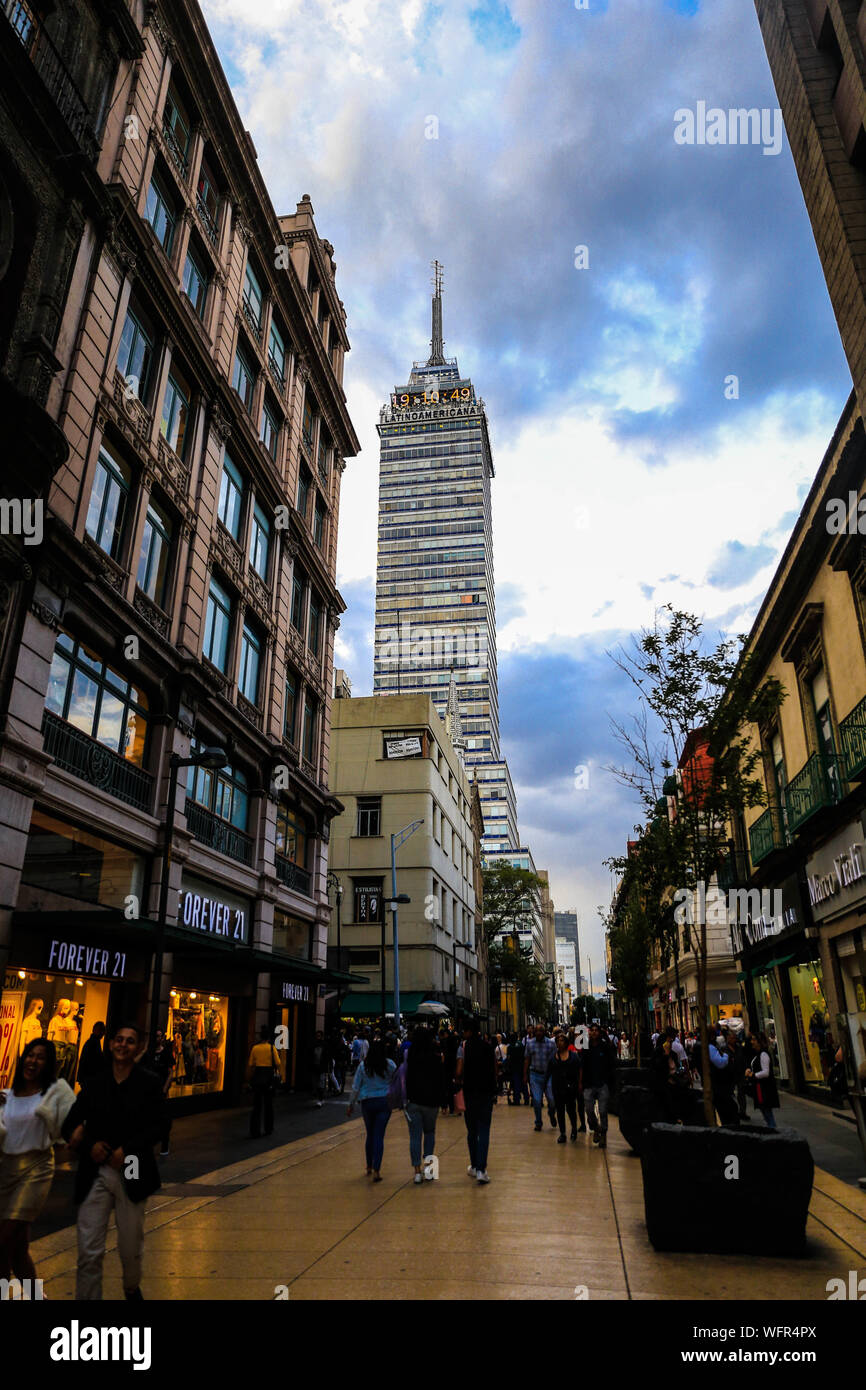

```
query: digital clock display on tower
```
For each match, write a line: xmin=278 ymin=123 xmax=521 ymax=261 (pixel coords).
xmin=392 ymin=387 xmax=472 ymax=407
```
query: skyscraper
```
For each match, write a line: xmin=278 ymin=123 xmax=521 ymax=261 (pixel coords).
xmin=373 ymin=266 xmax=518 ymax=851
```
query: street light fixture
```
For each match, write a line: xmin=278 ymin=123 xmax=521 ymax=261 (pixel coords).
xmin=149 ymin=745 xmax=227 ymax=1048
xmin=382 ymin=893 xmax=410 ymax=1034
xmin=326 ymin=871 xmax=344 ymax=970
xmin=390 ymin=819 xmax=422 ymax=1033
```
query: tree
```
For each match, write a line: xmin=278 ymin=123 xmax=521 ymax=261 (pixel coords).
xmin=481 ymin=862 xmax=543 ymax=945
xmin=488 ymin=936 xmax=552 ymax=1027
xmin=608 ymin=606 xmax=784 ymax=1123
xmin=570 ymin=995 xmax=610 ymax=1026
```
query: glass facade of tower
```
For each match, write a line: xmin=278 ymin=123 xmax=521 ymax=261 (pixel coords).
xmin=373 ymin=299 xmax=518 ymax=852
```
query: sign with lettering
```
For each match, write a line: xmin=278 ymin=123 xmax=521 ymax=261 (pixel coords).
xmin=730 ymin=874 xmax=804 ymax=955
xmin=805 ymin=824 xmax=866 ymax=923
xmin=385 ymin=736 xmax=422 ymax=759
xmin=47 ymin=939 xmax=129 ymax=979
xmin=279 ymin=980 xmax=311 ymax=1004
xmin=178 ymin=876 xmax=251 ymax=945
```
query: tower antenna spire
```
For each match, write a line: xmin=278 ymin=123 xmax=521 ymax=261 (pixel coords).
xmin=427 ymin=260 xmax=446 ymax=366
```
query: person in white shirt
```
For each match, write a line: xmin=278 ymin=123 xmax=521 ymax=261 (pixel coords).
xmin=0 ymin=1038 xmax=75 ymax=1291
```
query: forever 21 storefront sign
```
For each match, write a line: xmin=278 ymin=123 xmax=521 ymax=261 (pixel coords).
xmin=178 ymin=874 xmax=251 ymax=945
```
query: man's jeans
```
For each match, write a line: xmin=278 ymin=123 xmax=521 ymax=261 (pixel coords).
xmin=529 ymin=1071 xmax=554 ymax=1125
xmin=584 ymin=1083 xmax=610 ymax=1134
xmin=464 ymin=1094 xmax=494 ymax=1173
xmin=405 ymin=1101 xmax=438 ymax=1166
xmin=76 ymin=1165 xmax=146 ymax=1299
xmin=361 ymin=1095 xmax=391 ymax=1170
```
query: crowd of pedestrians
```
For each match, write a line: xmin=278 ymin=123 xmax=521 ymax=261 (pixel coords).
xmin=647 ymin=1022 xmax=781 ymax=1129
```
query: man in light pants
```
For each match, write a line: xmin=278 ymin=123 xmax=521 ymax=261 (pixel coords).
xmin=580 ymin=1023 xmax=617 ymax=1150
xmin=63 ymin=1022 xmax=164 ymax=1300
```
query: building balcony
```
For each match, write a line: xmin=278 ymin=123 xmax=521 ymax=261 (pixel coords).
xmin=715 ymin=848 xmax=751 ymax=892
xmin=783 ymin=752 xmax=844 ymax=835
xmin=267 ymin=351 xmax=285 ymax=392
xmin=839 ymin=694 xmax=866 ymax=779
xmin=42 ymin=711 xmax=153 ymax=812
xmin=196 ymin=194 xmax=219 ymax=247
xmin=4 ymin=0 xmax=99 ymax=160
xmin=749 ymin=807 xmax=783 ymax=867
xmin=275 ymin=855 xmax=312 ymax=897
xmin=241 ymin=296 xmax=262 ymax=343
xmin=161 ymin=121 xmax=189 ymax=178
xmin=184 ymin=799 xmax=253 ymax=865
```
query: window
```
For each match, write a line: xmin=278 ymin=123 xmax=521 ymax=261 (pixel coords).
xmin=268 ymin=320 xmax=286 ymax=386
xmin=302 ymin=393 xmax=314 ymax=449
xmin=356 ymin=796 xmax=381 ymax=837
xmin=243 ymin=261 xmax=262 ymax=332
xmin=302 ymin=695 xmax=317 ymax=764
xmin=297 ymin=466 xmax=311 ymax=520
xmin=45 ymin=632 xmax=148 ymax=765
xmin=218 ymin=454 xmax=244 ymax=540
xmin=160 ymin=367 xmax=192 ymax=459
xmin=239 ymin=623 xmax=261 ymax=704
xmin=196 ymin=157 xmax=220 ymax=242
xmin=275 ymin=803 xmax=310 ymax=867
xmin=260 ymin=399 xmax=279 ymax=459
xmin=273 ymin=910 xmax=311 ymax=959
xmin=144 ymin=173 xmax=176 ymax=255
xmin=249 ymin=503 xmax=270 ymax=580
xmin=203 ymin=577 xmax=232 ymax=672
xmin=182 ymin=244 xmax=209 ymax=320
xmin=187 ymin=738 xmax=248 ymax=831
xmin=290 ymin=571 xmax=306 ymax=633
xmin=313 ymin=502 xmax=325 ymax=550
xmin=308 ymin=596 xmax=322 ymax=658
xmin=349 ymin=949 xmax=381 ymax=968
xmin=233 ymin=344 xmax=255 ymax=413
xmin=810 ymin=667 xmax=841 ymax=800
xmin=85 ymin=448 xmax=130 ymax=560
xmin=317 ymin=428 xmax=331 ymax=479
xmin=353 ymin=879 xmax=383 ymax=924
xmin=162 ymin=86 xmax=191 ymax=172
xmin=136 ymin=500 xmax=172 ymax=606
xmin=284 ymin=675 xmax=298 ymax=744
xmin=117 ymin=306 xmax=153 ymax=403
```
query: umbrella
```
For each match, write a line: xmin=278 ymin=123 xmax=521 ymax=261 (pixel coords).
xmin=415 ymin=1001 xmax=451 ymax=1016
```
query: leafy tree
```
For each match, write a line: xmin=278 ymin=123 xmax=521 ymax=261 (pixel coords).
xmin=570 ymin=995 xmax=610 ymax=1026
xmin=481 ymin=862 xmax=543 ymax=946
xmin=607 ymin=606 xmax=784 ymax=1122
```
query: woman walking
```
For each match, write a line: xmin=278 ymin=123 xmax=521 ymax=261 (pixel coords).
xmin=347 ymin=1039 xmax=396 ymax=1182
xmin=456 ymin=1019 xmax=497 ymax=1184
xmin=546 ymin=1032 xmax=581 ymax=1142
xmin=745 ymin=1032 xmax=780 ymax=1130
xmin=405 ymin=1027 xmax=444 ymax=1183
xmin=0 ymin=1040 xmax=75 ymax=1293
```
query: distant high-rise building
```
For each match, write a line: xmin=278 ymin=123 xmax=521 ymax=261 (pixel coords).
xmin=554 ymin=910 xmax=581 ymax=983
xmin=373 ymin=265 xmax=517 ymax=852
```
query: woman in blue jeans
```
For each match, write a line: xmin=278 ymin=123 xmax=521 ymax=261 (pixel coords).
xmin=404 ymin=1026 xmax=445 ymax=1183
xmin=347 ymin=1040 xmax=396 ymax=1182
xmin=456 ymin=1019 xmax=498 ymax=1184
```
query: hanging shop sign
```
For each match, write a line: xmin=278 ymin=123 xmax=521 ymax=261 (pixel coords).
xmin=279 ymin=979 xmax=312 ymax=1004
xmin=805 ymin=824 xmax=866 ymax=924
xmin=178 ymin=875 xmax=252 ymax=945
xmin=46 ymin=938 xmax=132 ymax=980
xmin=731 ymin=874 xmax=804 ymax=955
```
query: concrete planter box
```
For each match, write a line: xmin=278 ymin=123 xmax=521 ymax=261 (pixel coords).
xmin=618 ymin=1084 xmax=704 ymax=1152
xmin=640 ymin=1123 xmax=813 ymax=1256
xmin=608 ymin=1064 xmax=651 ymax=1118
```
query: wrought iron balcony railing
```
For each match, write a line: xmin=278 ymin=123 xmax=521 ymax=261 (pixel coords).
xmin=161 ymin=120 xmax=189 ymax=177
xmin=839 ymin=694 xmax=866 ymax=780
xmin=275 ymin=855 xmax=311 ymax=897
xmin=42 ymin=711 xmax=153 ymax=812
xmin=783 ymin=752 xmax=844 ymax=836
xmin=749 ymin=807 xmax=783 ymax=867
xmin=196 ymin=194 xmax=219 ymax=246
xmin=184 ymin=799 xmax=253 ymax=865
xmin=241 ymin=295 xmax=262 ymax=342
xmin=5 ymin=0 xmax=99 ymax=160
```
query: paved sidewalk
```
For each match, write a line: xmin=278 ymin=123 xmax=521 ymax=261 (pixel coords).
xmin=31 ymin=1104 xmax=866 ymax=1301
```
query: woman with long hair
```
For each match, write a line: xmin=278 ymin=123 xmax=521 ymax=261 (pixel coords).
xmin=405 ymin=1026 xmax=444 ymax=1183
xmin=347 ymin=1038 xmax=396 ymax=1182
xmin=0 ymin=1039 xmax=76 ymax=1292
xmin=745 ymin=1031 xmax=780 ymax=1130
xmin=455 ymin=1019 xmax=497 ymax=1184
xmin=545 ymin=1031 xmax=581 ymax=1141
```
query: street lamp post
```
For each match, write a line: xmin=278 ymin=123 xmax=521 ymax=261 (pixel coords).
xmin=149 ymin=744 xmax=227 ymax=1049
xmin=326 ymin=871 xmax=343 ymax=972
xmin=389 ymin=819 xmax=422 ymax=1032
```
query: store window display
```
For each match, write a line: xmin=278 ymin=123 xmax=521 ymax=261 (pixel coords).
xmin=166 ymin=989 xmax=228 ymax=1096
xmin=788 ymin=961 xmax=832 ymax=1086
xmin=0 ymin=970 xmax=109 ymax=1090
xmin=753 ymin=973 xmax=789 ymax=1082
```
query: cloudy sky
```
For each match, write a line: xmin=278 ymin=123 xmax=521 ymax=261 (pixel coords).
xmin=201 ymin=0 xmax=852 ymax=983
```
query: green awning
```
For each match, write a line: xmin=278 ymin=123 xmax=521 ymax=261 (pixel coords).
xmin=735 ymin=971 xmax=748 ymax=982
xmin=764 ymin=953 xmax=795 ymax=971
xmin=340 ymin=991 xmax=427 ymax=1016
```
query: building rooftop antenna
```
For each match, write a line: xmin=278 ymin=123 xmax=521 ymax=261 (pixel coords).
xmin=427 ymin=260 xmax=446 ymax=367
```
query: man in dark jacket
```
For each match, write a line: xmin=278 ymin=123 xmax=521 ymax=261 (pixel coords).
xmin=77 ymin=1021 xmax=106 ymax=1084
xmin=63 ymin=1021 xmax=165 ymax=1300
xmin=457 ymin=1019 xmax=497 ymax=1183
xmin=579 ymin=1023 xmax=617 ymax=1149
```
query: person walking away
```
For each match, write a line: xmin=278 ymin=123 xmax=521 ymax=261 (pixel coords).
xmin=524 ymin=1024 xmax=557 ymax=1131
xmin=350 ymin=1032 xmax=363 ymax=1072
xmin=0 ymin=1040 xmax=75 ymax=1294
xmin=456 ymin=1019 xmax=497 ymax=1183
xmin=494 ymin=1034 xmax=509 ymax=1095
xmin=142 ymin=1029 xmax=174 ymax=1156
xmin=546 ymin=1032 xmax=581 ymax=1141
xmin=405 ymin=1027 xmax=444 ymax=1182
xmin=508 ymin=1034 xmax=527 ymax=1106
xmin=77 ymin=1023 xmax=107 ymax=1086
xmin=62 ymin=1022 xmax=164 ymax=1300
xmin=246 ymin=1026 xmax=283 ymax=1138
xmin=310 ymin=1030 xmax=330 ymax=1107
xmin=728 ymin=1031 xmax=749 ymax=1120
xmin=745 ymin=1032 xmax=780 ymax=1130
xmin=708 ymin=1033 xmax=739 ymax=1127
xmin=332 ymin=1030 xmax=351 ymax=1093
xmin=347 ymin=1039 xmax=395 ymax=1181
xmin=580 ymin=1023 xmax=617 ymax=1148
xmin=440 ymin=1029 xmax=459 ymax=1115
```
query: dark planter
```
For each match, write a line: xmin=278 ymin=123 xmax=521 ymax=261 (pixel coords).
xmin=609 ymin=1066 xmax=653 ymax=1119
xmin=618 ymin=1084 xmax=705 ymax=1150
xmin=640 ymin=1123 xmax=813 ymax=1256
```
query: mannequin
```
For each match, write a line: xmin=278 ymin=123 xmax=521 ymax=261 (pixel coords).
xmin=19 ymin=998 xmax=44 ymax=1052
xmin=48 ymin=999 xmax=79 ymax=1082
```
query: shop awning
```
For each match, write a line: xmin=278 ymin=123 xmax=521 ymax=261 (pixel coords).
xmin=340 ymin=991 xmax=427 ymax=1017
xmin=736 ymin=971 xmax=748 ymax=981
xmin=761 ymin=954 xmax=795 ymax=971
